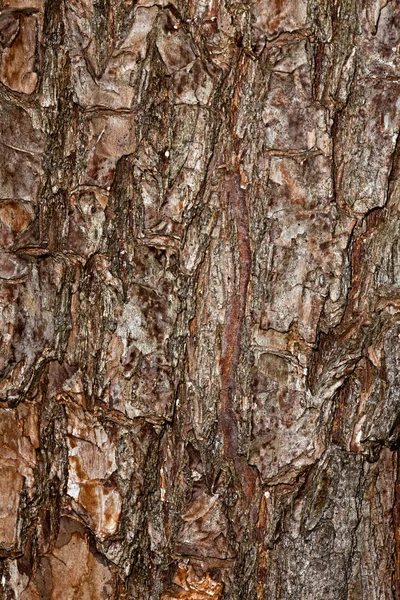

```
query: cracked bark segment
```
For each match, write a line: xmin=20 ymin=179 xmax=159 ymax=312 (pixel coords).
xmin=175 ymin=492 xmax=232 ymax=560
xmin=156 ymin=11 xmax=195 ymax=75
xmin=0 ymin=199 xmax=35 ymax=250
xmin=65 ymin=185 xmax=108 ymax=259
xmin=0 ymin=100 xmax=44 ymax=203
xmin=0 ymin=402 xmax=38 ymax=553
xmin=9 ymin=517 xmax=117 ymax=599
xmin=66 ymin=3 xmax=159 ymax=110
xmin=262 ymin=40 xmax=330 ymax=153
xmin=347 ymin=447 xmax=396 ymax=600
xmin=251 ymin=0 xmax=308 ymax=40
xmin=83 ymin=111 xmax=136 ymax=188
xmin=1 ymin=1 xmax=43 ymax=9
xmin=259 ymin=210 xmax=334 ymax=343
xmin=262 ymin=448 xmax=363 ymax=599
xmin=311 ymin=0 xmax=358 ymax=108
xmin=309 ymin=150 xmax=400 ymax=433
xmin=335 ymin=79 xmax=400 ymax=214
xmin=104 ymin=249 xmax=178 ymax=422
xmin=161 ymin=564 xmax=224 ymax=600
xmin=173 ymin=440 xmax=234 ymax=561
xmin=267 ymin=153 xmax=332 ymax=212
xmin=0 ymin=257 xmax=68 ymax=403
xmin=249 ymin=352 xmax=323 ymax=483
xmin=64 ymin=401 xmax=122 ymax=539
xmin=359 ymin=0 xmax=400 ymax=78
xmin=368 ymin=324 xmax=400 ymax=445
xmin=0 ymin=11 xmax=38 ymax=94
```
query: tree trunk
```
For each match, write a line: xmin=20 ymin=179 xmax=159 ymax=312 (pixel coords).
xmin=1 ymin=0 xmax=400 ymax=598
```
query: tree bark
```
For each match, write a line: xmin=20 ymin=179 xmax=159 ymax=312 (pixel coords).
xmin=1 ymin=0 xmax=400 ymax=598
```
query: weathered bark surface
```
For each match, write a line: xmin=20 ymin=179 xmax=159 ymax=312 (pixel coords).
xmin=0 ymin=0 xmax=400 ymax=598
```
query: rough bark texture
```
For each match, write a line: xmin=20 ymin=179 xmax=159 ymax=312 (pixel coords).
xmin=1 ymin=0 xmax=400 ymax=598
